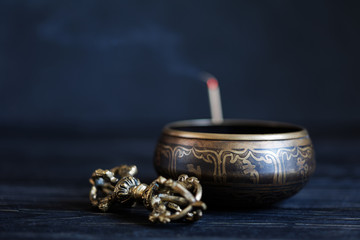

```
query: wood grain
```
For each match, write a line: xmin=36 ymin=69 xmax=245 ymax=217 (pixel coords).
xmin=0 ymin=136 xmax=359 ymax=239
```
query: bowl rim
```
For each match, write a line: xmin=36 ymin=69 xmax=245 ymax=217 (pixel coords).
xmin=163 ymin=119 xmax=309 ymax=141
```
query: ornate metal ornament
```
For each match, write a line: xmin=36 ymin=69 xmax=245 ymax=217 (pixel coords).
xmin=89 ymin=165 xmax=206 ymax=223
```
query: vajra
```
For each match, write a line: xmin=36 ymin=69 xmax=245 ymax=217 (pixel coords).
xmin=89 ymin=165 xmax=206 ymax=223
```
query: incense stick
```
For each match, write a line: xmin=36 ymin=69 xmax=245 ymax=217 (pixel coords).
xmin=206 ymin=77 xmax=223 ymax=124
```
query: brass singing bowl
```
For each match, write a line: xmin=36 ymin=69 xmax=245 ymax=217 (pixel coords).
xmin=153 ymin=119 xmax=315 ymax=206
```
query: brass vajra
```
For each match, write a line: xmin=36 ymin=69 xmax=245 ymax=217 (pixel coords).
xmin=89 ymin=165 xmax=207 ymax=223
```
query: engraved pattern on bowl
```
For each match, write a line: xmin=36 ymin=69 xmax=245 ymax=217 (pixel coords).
xmin=153 ymin=119 xmax=316 ymax=205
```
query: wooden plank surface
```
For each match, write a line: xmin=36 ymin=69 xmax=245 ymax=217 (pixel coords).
xmin=0 ymin=135 xmax=359 ymax=239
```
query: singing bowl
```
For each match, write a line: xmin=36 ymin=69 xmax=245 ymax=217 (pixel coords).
xmin=153 ymin=119 xmax=315 ymax=206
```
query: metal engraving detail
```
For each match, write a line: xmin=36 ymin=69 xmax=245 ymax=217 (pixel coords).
xmin=156 ymin=144 xmax=314 ymax=184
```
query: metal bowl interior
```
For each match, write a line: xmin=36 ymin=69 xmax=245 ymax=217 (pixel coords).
xmin=163 ymin=119 xmax=308 ymax=141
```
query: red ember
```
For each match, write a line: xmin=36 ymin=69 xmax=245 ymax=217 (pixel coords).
xmin=206 ymin=78 xmax=218 ymax=89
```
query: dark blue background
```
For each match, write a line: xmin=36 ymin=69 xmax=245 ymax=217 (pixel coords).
xmin=1 ymin=0 xmax=359 ymax=137
xmin=1 ymin=3 xmax=360 ymax=238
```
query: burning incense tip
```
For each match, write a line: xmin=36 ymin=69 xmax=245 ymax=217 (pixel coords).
xmin=206 ymin=78 xmax=219 ymax=89
xmin=204 ymin=75 xmax=223 ymax=124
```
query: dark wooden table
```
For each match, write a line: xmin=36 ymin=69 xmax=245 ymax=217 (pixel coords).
xmin=1 ymin=131 xmax=359 ymax=239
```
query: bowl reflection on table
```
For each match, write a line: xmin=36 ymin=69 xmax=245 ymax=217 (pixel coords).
xmin=153 ymin=119 xmax=316 ymax=206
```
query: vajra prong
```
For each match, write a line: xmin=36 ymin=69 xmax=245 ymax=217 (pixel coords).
xmin=89 ymin=165 xmax=206 ymax=223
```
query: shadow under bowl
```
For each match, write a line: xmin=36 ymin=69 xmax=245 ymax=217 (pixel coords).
xmin=153 ymin=119 xmax=315 ymax=206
